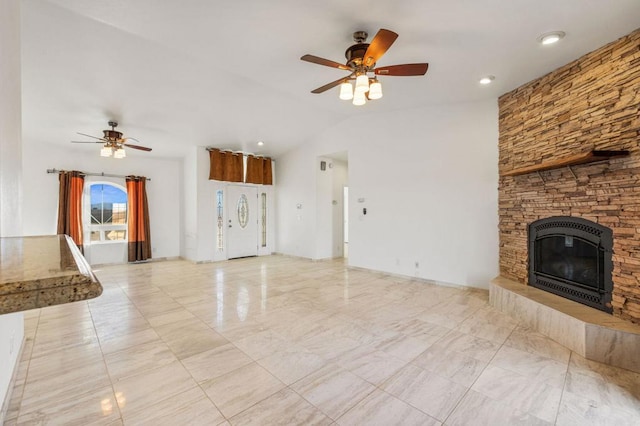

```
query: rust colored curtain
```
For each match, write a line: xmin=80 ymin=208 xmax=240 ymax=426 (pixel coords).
xmin=263 ymin=158 xmax=273 ymax=185
xmin=209 ymin=148 xmax=224 ymax=180
xmin=208 ymin=149 xmax=244 ymax=182
xmin=245 ymin=155 xmax=264 ymax=184
xmin=57 ymin=170 xmax=84 ymax=252
xmin=224 ymin=152 xmax=244 ymax=182
xmin=126 ymin=176 xmax=152 ymax=262
xmin=245 ymin=156 xmax=273 ymax=185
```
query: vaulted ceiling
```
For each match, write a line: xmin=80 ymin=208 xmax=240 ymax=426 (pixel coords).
xmin=20 ymin=0 xmax=640 ymax=159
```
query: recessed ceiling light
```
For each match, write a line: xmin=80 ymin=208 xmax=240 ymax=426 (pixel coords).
xmin=257 ymin=141 xmax=264 ymax=146
xmin=479 ymin=75 xmax=495 ymax=85
xmin=538 ymin=31 xmax=565 ymax=45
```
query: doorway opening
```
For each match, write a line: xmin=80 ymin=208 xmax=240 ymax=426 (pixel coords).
xmin=317 ymin=150 xmax=348 ymax=260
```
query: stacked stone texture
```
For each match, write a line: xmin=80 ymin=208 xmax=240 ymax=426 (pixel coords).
xmin=499 ymin=28 xmax=640 ymax=323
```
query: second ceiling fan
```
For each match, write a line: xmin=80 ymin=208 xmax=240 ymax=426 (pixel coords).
xmin=72 ymin=121 xmax=152 ymax=158
xmin=301 ymin=29 xmax=428 ymax=105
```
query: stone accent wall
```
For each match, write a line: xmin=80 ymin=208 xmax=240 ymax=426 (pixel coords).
xmin=498 ymin=28 xmax=640 ymax=323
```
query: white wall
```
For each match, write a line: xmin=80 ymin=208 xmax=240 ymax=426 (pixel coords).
xmin=276 ymin=100 xmax=499 ymax=289
xmin=182 ymin=147 xmax=199 ymax=260
xmin=21 ymin=140 xmax=182 ymax=263
xmin=275 ymin=149 xmax=317 ymax=258
xmin=0 ymin=0 xmax=24 ymax=419
xmin=0 ymin=0 xmax=23 ymax=237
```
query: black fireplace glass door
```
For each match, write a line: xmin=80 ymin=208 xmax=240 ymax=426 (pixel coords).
xmin=534 ymin=235 xmax=602 ymax=289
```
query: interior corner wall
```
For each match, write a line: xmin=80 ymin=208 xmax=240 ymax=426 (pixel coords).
xmin=276 ymin=100 xmax=499 ymax=289
xmin=21 ymin=140 xmax=182 ymax=262
xmin=0 ymin=0 xmax=24 ymax=420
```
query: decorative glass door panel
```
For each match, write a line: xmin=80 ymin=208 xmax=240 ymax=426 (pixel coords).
xmin=226 ymin=185 xmax=258 ymax=259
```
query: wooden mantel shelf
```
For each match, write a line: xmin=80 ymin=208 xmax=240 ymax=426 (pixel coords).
xmin=501 ymin=150 xmax=629 ymax=177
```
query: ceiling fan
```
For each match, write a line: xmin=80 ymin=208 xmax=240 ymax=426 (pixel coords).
xmin=71 ymin=121 xmax=152 ymax=158
xmin=301 ymin=29 xmax=429 ymax=105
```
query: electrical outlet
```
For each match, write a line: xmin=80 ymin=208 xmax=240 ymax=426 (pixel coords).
xmin=415 ymin=261 xmax=419 ymax=268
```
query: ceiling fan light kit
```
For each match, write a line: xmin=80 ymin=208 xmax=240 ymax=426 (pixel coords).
xmin=352 ymin=91 xmax=367 ymax=106
xmin=301 ymin=29 xmax=428 ymax=106
xmin=100 ymin=146 xmax=112 ymax=157
xmin=72 ymin=121 xmax=152 ymax=158
xmin=339 ymin=81 xmax=354 ymax=100
xmin=113 ymin=147 xmax=126 ymax=159
xmin=368 ymin=79 xmax=383 ymax=99
xmin=355 ymin=74 xmax=370 ymax=94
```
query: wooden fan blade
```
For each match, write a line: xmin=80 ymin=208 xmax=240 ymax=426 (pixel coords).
xmin=311 ymin=77 xmax=348 ymax=94
xmin=301 ymin=54 xmax=351 ymax=71
xmin=374 ymin=63 xmax=429 ymax=76
xmin=77 ymin=132 xmax=107 ymax=141
xmin=71 ymin=140 xmax=104 ymax=144
xmin=124 ymin=143 xmax=152 ymax=152
xmin=363 ymin=29 xmax=398 ymax=68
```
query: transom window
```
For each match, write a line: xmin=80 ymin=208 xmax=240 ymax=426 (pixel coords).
xmin=89 ymin=183 xmax=127 ymax=243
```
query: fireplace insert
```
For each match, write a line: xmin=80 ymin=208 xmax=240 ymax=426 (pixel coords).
xmin=528 ymin=216 xmax=613 ymax=313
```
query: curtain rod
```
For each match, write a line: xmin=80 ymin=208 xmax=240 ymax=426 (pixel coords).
xmin=46 ymin=168 xmax=151 ymax=181
xmin=205 ymin=147 xmax=274 ymax=160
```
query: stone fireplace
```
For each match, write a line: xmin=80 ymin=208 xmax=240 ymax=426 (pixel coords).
xmin=497 ymin=28 xmax=640 ymax=325
xmin=490 ymin=28 xmax=640 ymax=373
xmin=528 ymin=216 xmax=613 ymax=313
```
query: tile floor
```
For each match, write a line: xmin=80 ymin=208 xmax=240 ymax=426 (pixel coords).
xmin=4 ymin=256 xmax=640 ymax=425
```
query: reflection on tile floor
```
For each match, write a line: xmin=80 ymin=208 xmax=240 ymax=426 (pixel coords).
xmin=5 ymin=256 xmax=640 ymax=425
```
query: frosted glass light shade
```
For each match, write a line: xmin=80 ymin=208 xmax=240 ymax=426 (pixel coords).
xmin=368 ymin=81 xmax=383 ymax=99
xmin=339 ymin=81 xmax=353 ymax=100
xmin=352 ymin=90 xmax=366 ymax=106
xmin=100 ymin=146 xmax=112 ymax=157
xmin=354 ymin=74 xmax=369 ymax=93
xmin=114 ymin=148 xmax=126 ymax=159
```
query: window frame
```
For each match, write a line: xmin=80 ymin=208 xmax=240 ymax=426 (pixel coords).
xmin=85 ymin=181 xmax=128 ymax=245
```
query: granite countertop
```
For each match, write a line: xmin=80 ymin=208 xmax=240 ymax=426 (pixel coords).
xmin=0 ymin=235 xmax=103 ymax=314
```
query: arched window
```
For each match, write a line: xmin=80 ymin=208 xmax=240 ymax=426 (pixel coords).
xmin=88 ymin=183 xmax=127 ymax=242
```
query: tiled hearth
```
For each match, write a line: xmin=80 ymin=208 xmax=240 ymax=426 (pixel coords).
xmin=490 ymin=276 xmax=640 ymax=374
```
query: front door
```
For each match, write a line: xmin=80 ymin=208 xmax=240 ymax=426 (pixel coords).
xmin=226 ymin=185 xmax=258 ymax=259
